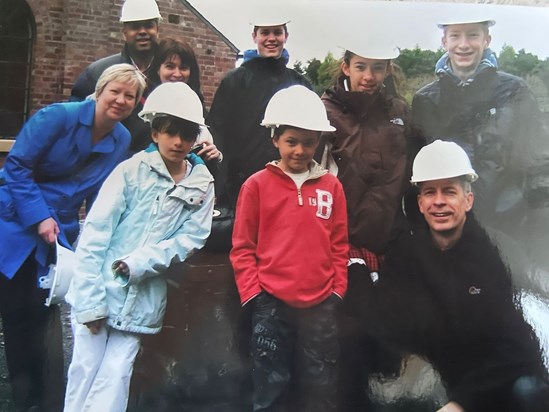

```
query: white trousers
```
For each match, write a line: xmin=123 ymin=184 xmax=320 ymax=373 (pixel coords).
xmin=64 ymin=317 xmax=141 ymax=412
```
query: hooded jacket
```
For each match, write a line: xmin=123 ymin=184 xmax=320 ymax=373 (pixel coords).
xmin=362 ymin=210 xmax=548 ymax=411
xmin=68 ymin=150 xmax=214 ymax=334
xmin=412 ymin=50 xmax=548 ymax=225
xmin=231 ymin=161 xmax=348 ymax=308
xmin=208 ymin=50 xmax=311 ymax=206
xmin=319 ymin=77 xmax=424 ymax=253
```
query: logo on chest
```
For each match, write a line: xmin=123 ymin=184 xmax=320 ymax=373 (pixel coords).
xmin=308 ymin=189 xmax=333 ymax=220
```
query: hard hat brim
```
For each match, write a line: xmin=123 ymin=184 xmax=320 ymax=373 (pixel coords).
xmin=250 ymin=20 xmax=291 ymax=27
xmin=437 ymin=19 xmax=495 ymax=29
xmin=260 ymin=121 xmax=335 ymax=133
xmin=340 ymin=45 xmax=400 ymax=60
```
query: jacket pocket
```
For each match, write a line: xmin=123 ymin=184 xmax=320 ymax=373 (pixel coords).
xmin=169 ymin=186 xmax=207 ymax=207
xmin=0 ymin=189 xmax=16 ymax=220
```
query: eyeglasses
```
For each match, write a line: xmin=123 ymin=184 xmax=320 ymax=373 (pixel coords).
xmin=126 ymin=20 xmax=156 ymax=31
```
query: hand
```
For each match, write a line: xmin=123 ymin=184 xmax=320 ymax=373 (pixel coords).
xmin=37 ymin=217 xmax=59 ymax=244
xmin=437 ymin=401 xmax=465 ymax=412
xmin=198 ymin=141 xmax=222 ymax=162
xmin=85 ymin=318 xmax=106 ymax=334
xmin=113 ymin=261 xmax=130 ymax=279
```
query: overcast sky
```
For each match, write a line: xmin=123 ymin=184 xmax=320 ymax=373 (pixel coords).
xmin=188 ymin=0 xmax=549 ymax=64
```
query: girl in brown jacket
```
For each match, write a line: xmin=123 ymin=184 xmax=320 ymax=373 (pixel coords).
xmin=318 ymin=43 xmax=424 ymax=411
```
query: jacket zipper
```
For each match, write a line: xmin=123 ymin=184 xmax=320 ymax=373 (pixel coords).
xmin=297 ymin=188 xmax=303 ymax=206
xmin=152 ymin=195 xmax=159 ymax=216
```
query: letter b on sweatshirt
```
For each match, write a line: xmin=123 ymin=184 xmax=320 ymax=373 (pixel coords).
xmin=315 ymin=189 xmax=333 ymax=220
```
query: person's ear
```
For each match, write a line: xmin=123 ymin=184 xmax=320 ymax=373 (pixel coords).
xmin=441 ymin=35 xmax=448 ymax=51
xmin=465 ymin=191 xmax=474 ymax=212
xmin=385 ymin=62 xmax=393 ymax=78
xmin=151 ymin=130 xmax=159 ymax=144
xmin=485 ymin=34 xmax=492 ymax=49
xmin=417 ymin=194 xmax=425 ymax=215
xmin=341 ymin=61 xmax=351 ymax=77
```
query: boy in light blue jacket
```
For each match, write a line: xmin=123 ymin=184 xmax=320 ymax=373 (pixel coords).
xmin=64 ymin=82 xmax=215 ymax=412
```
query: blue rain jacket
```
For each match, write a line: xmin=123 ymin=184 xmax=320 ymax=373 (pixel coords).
xmin=0 ymin=100 xmax=130 ymax=279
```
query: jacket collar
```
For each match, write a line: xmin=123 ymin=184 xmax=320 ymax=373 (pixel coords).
xmin=435 ymin=48 xmax=498 ymax=87
xmin=241 ymin=49 xmax=290 ymax=73
xmin=266 ymin=159 xmax=327 ymax=180
xmin=327 ymin=75 xmax=388 ymax=116
xmin=242 ymin=48 xmax=290 ymax=65
xmin=78 ymin=99 xmax=124 ymax=154
xmin=137 ymin=148 xmax=213 ymax=191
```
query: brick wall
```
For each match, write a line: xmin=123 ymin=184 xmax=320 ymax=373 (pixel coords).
xmin=24 ymin=0 xmax=238 ymax=114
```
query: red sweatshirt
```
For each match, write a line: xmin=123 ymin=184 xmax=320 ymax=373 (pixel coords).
xmin=230 ymin=161 xmax=349 ymax=308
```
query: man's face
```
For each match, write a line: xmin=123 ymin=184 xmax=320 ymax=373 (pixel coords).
xmin=341 ymin=55 xmax=389 ymax=94
xmin=252 ymin=25 xmax=288 ymax=58
xmin=442 ymin=23 xmax=490 ymax=77
xmin=418 ymin=178 xmax=474 ymax=236
xmin=123 ymin=19 xmax=159 ymax=54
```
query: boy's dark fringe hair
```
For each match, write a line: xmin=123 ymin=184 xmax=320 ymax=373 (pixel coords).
xmin=151 ymin=115 xmax=201 ymax=142
xmin=271 ymin=125 xmax=321 ymax=140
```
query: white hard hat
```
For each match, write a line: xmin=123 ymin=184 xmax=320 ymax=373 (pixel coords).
xmin=411 ymin=140 xmax=478 ymax=184
xmin=120 ymin=0 xmax=162 ymax=23
xmin=38 ymin=239 xmax=77 ymax=306
xmin=250 ymin=20 xmax=290 ymax=27
xmin=139 ymin=82 xmax=205 ymax=125
xmin=437 ymin=17 xmax=495 ymax=29
xmin=342 ymin=43 xmax=400 ymax=60
xmin=261 ymin=85 xmax=335 ymax=132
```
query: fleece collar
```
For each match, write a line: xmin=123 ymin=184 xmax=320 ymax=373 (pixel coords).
xmin=242 ymin=48 xmax=290 ymax=65
xmin=267 ymin=159 xmax=327 ymax=181
xmin=435 ymin=48 xmax=498 ymax=87
xmin=137 ymin=147 xmax=212 ymax=190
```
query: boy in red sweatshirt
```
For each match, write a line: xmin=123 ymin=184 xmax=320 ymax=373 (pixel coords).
xmin=230 ymin=85 xmax=349 ymax=411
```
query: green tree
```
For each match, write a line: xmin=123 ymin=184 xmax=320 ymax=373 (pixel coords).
xmin=395 ymin=47 xmax=444 ymax=77
xmin=293 ymin=60 xmax=305 ymax=76
xmin=304 ymin=58 xmax=321 ymax=87
xmin=302 ymin=54 xmax=339 ymax=95
xmin=515 ymin=49 xmax=540 ymax=77
xmin=315 ymin=52 xmax=339 ymax=94
xmin=498 ymin=45 xmax=540 ymax=77
xmin=498 ymin=44 xmax=518 ymax=75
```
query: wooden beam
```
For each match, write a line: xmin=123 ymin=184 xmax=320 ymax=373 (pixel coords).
xmin=0 ymin=139 xmax=15 ymax=153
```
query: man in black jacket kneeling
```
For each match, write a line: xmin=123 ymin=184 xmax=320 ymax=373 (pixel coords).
xmin=361 ymin=140 xmax=549 ymax=412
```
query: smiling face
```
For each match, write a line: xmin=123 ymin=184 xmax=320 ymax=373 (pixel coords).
xmin=158 ymin=54 xmax=191 ymax=84
xmin=123 ymin=19 xmax=159 ymax=54
xmin=442 ymin=23 xmax=491 ymax=80
xmin=272 ymin=127 xmax=320 ymax=174
xmin=418 ymin=177 xmax=474 ymax=249
xmin=252 ymin=25 xmax=288 ymax=58
xmin=341 ymin=54 xmax=389 ymax=94
xmin=95 ymin=80 xmax=137 ymax=123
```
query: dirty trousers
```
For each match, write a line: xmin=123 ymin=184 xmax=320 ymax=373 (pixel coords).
xmin=250 ymin=292 xmax=339 ymax=412
xmin=64 ymin=318 xmax=141 ymax=412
